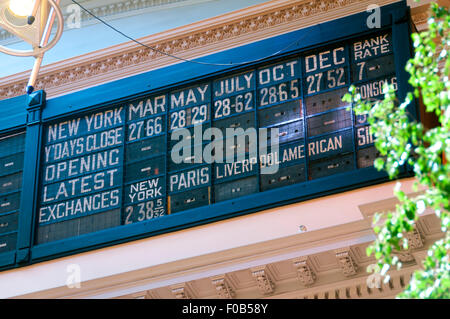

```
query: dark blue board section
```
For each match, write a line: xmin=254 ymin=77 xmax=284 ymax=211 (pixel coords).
xmin=30 ymin=165 xmax=391 ymax=261
xmin=0 ymin=95 xmax=27 ymax=132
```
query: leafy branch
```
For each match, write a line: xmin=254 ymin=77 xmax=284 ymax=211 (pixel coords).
xmin=343 ymin=2 xmax=449 ymax=298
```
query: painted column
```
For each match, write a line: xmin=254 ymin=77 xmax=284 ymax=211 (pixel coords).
xmin=16 ymin=90 xmax=46 ymax=264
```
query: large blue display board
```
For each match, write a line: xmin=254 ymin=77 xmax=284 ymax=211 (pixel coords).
xmin=0 ymin=1 xmax=415 ymax=269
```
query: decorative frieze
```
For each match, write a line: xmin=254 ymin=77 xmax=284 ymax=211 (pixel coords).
xmin=145 ymin=290 xmax=161 ymax=299
xmin=211 ymin=275 xmax=235 ymax=299
xmin=411 ymin=11 xmax=430 ymax=31
xmin=396 ymin=251 xmax=415 ymax=262
xmin=404 ymin=229 xmax=425 ymax=250
xmin=251 ymin=265 xmax=275 ymax=295
xmin=171 ymin=283 xmax=194 ymax=299
xmin=293 ymin=256 xmax=316 ymax=286
xmin=395 ymin=229 xmax=425 ymax=262
xmin=335 ymin=247 xmax=358 ymax=277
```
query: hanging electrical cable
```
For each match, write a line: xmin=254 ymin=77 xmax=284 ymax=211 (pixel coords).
xmin=71 ymin=0 xmax=306 ymax=67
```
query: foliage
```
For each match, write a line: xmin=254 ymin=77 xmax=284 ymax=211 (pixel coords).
xmin=343 ymin=2 xmax=449 ymax=298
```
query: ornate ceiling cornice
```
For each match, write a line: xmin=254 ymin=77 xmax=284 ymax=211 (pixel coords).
xmin=0 ymin=0 xmax=406 ymax=100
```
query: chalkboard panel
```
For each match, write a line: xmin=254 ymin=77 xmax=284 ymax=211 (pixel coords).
xmin=351 ymin=32 xmax=393 ymax=62
xmin=127 ymin=115 xmax=166 ymax=141
xmin=304 ymin=67 xmax=348 ymax=96
xmin=352 ymin=55 xmax=395 ymax=83
xmin=124 ymin=177 xmax=165 ymax=205
xmin=0 ymin=132 xmax=24 ymax=250
xmin=169 ymin=165 xmax=211 ymax=193
xmin=0 ymin=172 xmax=22 ymax=195
xmin=0 ymin=233 xmax=16 ymax=253
xmin=39 ymin=106 xmax=125 ymax=231
xmin=214 ymin=176 xmax=258 ymax=202
xmin=126 ymin=135 xmax=166 ymax=162
xmin=169 ymin=104 xmax=209 ymax=131
xmin=169 ymin=125 xmax=209 ymax=150
xmin=309 ymin=153 xmax=355 ymax=180
xmin=214 ymin=93 xmax=254 ymax=119
xmin=261 ymin=163 xmax=306 ymax=191
xmin=169 ymin=186 xmax=210 ymax=214
xmin=221 ymin=135 xmax=255 ymax=159
xmin=307 ymin=129 xmax=354 ymax=161
xmin=215 ymin=153 xmax=258 ymax=182
xmin=169 ymin=144 xmax=208 ymax=172
xmin=307 ymin=109 xmax=352 ymax=137
xmin=125 ymin=156 xmax=165 ymax=183
xmin=213 ymin=70 xmax=255 ymax=120
xmin=258 ymin=79 xmax=301 ymax=107
xmin=0 ymin=212 xmax=18 ymax=235
xmin=259 ymin=140 xmax=306 ymax=170
xmin=123 ymin=198 xmax=166 ymax=225
xmin=354 ymin=75 xmax=397 ymax=101
xmin=33 ymin=30 xmax=401 ymax=244
xmin=36 ymin=208 xmax=121 ymax=243
xmin=0 ymin=192 xmax=20 ymax=215
xmin=0 ymin=132 xmax=25 ymax=158
xmin=356 ymin=125 xmax=375 ymax=148
xmin=214 ymin=112 xmax=256 ymax=134
xmin=0 ymin=153 xmax=24 ymax=177
xmin=357 ymin=146 xmax=381 ymax=169
xmin=265 ymin=120 xmax=304 ymax=145
xmin=258 ymin=100 xmax=302 ymax=128
xmin=305 ymin=88 xmax=349 ymax=116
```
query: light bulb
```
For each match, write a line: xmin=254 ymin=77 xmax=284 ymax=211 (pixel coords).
xmin=9 ymin=0 xmax=35 ymax=17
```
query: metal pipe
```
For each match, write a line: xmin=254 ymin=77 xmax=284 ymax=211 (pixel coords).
xmin=27 ymin=0 xmax=62 ymax=94
xmin=40 ymin=0 xmax=48 ymax=38
xmin=27 ymin=55 xmax=43 ymax=94
xmin=40 ymin=0 xmax=61 ymax=48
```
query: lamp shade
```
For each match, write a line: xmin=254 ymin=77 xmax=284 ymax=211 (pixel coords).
xmin=0 ymin=0 xmax=41 ymax=47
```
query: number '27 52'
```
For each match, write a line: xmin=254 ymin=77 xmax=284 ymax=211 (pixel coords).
xmin=306 ymin=68 xmax=346 ymax=95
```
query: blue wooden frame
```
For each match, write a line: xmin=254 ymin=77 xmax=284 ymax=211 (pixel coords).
xmin=0 ymin=1 xmax=416 ymax=270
